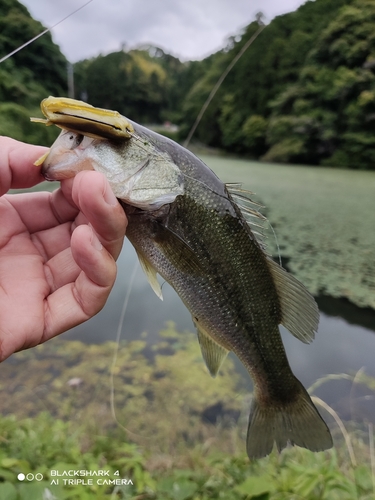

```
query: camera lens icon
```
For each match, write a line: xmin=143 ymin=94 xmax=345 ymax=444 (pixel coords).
xmin=17 ymin=473 xmax=43 ymax=481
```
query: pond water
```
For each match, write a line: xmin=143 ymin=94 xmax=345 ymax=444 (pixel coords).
xmin=7 ymin=155 xmax=375 ymax=421
xmin=61 ymin=237 xmax=375 ymax=420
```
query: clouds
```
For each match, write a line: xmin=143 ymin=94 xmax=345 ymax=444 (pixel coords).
xmin=19 ymin=0 xmax=306 ymax=62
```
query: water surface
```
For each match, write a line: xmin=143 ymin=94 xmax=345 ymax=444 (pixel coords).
xmin=61 ymin=239 xmax=375 ymax=419
xmin=7 ymin=155 xmax=375 ymax=420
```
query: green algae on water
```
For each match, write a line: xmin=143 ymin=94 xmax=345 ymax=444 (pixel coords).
xmin=205 ymin=156 xmax=375 ymax=310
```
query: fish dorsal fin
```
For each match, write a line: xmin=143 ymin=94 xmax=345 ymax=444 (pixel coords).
xmin=267 ymin=257 xmax=319 ymax=344
xmin=195 ymin=322 xmax=229 ymax=377
xmin=226 ymin=184 xmax=267 ymax=247
xmin=136 ymin=250 xmax=163 ymax=300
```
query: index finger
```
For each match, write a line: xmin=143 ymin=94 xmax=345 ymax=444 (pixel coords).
xmin=0 ymin=137 xmax=47 ymax=195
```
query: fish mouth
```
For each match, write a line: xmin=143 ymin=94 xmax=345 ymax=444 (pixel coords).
xmin=41 ymin=164 xmax=54 ymax=181
xmin=42 ymin=171 xmax=58 ymax=181
xmin=41 ymin=164 xmax=59 ymax=181
xmin=41 ymin=163 xmax=78 ymax=181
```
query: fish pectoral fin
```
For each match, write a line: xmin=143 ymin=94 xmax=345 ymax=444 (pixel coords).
xmin=154 ymin=224 xmax=204 ymax=277
xmin=267 ymin=257 xmax=319 ymax=344
xmin=195 ymin=322 xmax=229 ymax=377
xmin=136 ymin=251 xmax=163 ymax=300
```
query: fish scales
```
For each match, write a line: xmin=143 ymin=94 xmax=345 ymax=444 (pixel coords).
xmin=34 ymin=96 xmax=333 ymax=459
xmin=124 ymin=142 xmax=288 ymax=385
xmin=124 ymin=125 xmax=303 ymax=399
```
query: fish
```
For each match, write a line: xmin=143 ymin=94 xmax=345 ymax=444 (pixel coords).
xmin=33 ymin=96 xmax=333 ymax=459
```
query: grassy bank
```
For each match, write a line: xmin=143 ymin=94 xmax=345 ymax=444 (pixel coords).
xmin=1 ymin=327 xmax=375 ymax=499
xmin=1 ymin=411 xmax=374 ymax=499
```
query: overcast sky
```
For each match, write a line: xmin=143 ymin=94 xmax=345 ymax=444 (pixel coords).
xmin=18 ymin=0 xmax=307 ymax=63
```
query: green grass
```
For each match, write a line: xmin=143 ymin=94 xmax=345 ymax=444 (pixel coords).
xmin=203 ymin=155 xmax=375 ymax=309
xmin=1 ymin=326 xmax=375 ymax=499
xmin=1 ymin=413 xmax=374 ymax=499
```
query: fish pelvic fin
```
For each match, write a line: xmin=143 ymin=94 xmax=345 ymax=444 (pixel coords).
xmin=267 ymin=257 xmax=319 ymax=344
xmin=196 ymin=324 xmax=229 ymax=377
xmin=136 ymin=250 xmax=163 ymax=300
xmin=246 ymin=382 xmax=332 ymax=459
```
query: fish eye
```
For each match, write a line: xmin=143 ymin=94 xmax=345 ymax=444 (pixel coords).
xmin=71 ymin=134 xmax=94 ymax=150
xmin=59 ymin=131 xmax=83 ymax=150
xmin=60 ymin=131 xmax=94 ymax=150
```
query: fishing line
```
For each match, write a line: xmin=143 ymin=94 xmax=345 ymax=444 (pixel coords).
xmin=183 ymin=22 xmax=266 ymax=148
xmin=109 ymin=258 xmax=139 ymax=435
xmin=129 ymin=131 xmax=268 ymax=231
xmin=267 ymin=221 xmax=282 ymax=267
xmin=108 ymin=256 xmax=155 ymax=440
xmin=127 ymin=134 xmax=273 ymax=250
xmin=129 ymin=131 xmax=256 ymax=205
xmin=0 ymin=0 xmax=94 ymax=64
xmin=109 ymin=257 xmax=153 ymax=440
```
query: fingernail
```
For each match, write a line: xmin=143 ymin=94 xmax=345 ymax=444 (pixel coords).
xmin=103 ymin=185 xmax=118 ymax=206
xmin=91 ymin=230 xmax=103 ymax=251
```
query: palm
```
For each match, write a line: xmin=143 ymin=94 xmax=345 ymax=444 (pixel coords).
xmin=0 ymin=143 xmax=126 ymax=362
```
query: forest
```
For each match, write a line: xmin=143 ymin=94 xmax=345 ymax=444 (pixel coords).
xmin=1 ymin=0 xmax=375 ymax=169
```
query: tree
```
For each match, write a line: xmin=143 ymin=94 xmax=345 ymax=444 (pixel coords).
xmin=264 ymin=0 xmax=375 ymax=168
xmin=0 ymin=0 xmax=67 ymax=104
xmin=74 ymin=48 xmax=172 ymax=124
xmin=0 ymin=0 xmax=67 ymax=144
xmin=176 ymin=1 xmax=354 ymax=155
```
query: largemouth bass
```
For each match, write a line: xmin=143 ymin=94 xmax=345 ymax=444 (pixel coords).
xmin=33 ymin=97 xmax=333 ymax=459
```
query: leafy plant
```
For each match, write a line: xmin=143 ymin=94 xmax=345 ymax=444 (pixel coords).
xmin=0 ymin=325 xmax=374 ymax=499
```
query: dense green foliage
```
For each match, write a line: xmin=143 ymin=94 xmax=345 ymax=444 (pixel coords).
xmin=73 ymin=46 xmax=209 ymax=125
xmin=177 ymin=0 xmax=375 ymax=169
xmin=0 ymin=331 xmax=374 ymax=499
xmin=70 ymin=0 xmax=375 ymax=169
xmin=183 ymin=0 xmax=355 ymax=153
xmin=0 ymin=0 xmax=67 ymax=144
xmin=264 ymin=0 xmax=375 ymax=169
xmin=0 ymin=0 xmax=67 ymax=103
xmin=1 ymin=411 xmax=374 ymax=500
xmin=71 ymin=0 xmax=375 ymax=169
xmin=3 ymin=0 xmax=375 ymax=167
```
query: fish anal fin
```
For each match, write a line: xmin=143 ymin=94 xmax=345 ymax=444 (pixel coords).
xmin=247 ymin=380 xmax=332 ymax=459
xmin=267 ymin=257 xmax=319 ymax=344
xmin=136 ymin=251 xmax=163 ymax=300
xmin=195 ymin=322 xmax=229 ymax=377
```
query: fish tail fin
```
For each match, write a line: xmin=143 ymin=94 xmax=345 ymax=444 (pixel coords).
xmin=246 ymin=381 xmax=332 ymax=459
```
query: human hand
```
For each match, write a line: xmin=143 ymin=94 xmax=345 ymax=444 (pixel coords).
xmin=0 ymin=137 xmax=127 ymax=361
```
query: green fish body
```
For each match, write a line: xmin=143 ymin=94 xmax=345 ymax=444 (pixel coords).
xmin=39 ymin=102 xmax=333 ymax=459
